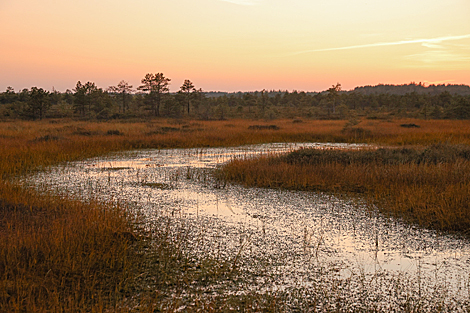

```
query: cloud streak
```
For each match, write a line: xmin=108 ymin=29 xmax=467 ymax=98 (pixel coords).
xmin=292 ymin=34 xmax=470 ymax=55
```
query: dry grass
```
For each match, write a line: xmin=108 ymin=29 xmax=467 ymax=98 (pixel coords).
xmin=0 ymin=181 xmax=139 ymax=312
xmin=2 ymin=117 xmax=470 ymax=311
xmin=220 ymin=143 xmax=470 ymax=232
xmin=0 ymin=118 xmax=311 ymax=312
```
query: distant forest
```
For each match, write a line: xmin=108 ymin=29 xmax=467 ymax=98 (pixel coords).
xmin=1 ymin=75 xmax=470 ymax=120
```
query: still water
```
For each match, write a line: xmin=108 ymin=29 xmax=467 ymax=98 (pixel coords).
xmin=26 ymin=143 xmax=470 ymax=310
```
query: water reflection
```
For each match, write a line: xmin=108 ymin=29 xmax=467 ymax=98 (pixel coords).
xmin=27 ymin=143 xmax=470 ymax=309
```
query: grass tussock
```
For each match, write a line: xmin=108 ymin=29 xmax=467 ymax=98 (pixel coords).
xmin=220 ymin=144 xmax=470 ymax=232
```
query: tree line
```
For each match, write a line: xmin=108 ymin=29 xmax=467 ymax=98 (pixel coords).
xmin=1 ymin=74 xmax=470 ymax=120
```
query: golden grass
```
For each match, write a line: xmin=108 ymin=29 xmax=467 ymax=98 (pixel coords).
xmin=220 ymin=144 xmax=470 ymax=232
xmin=2 ymin=117 xmax=470 ymax=311
xmin=3 ymin=118 xmax=470 ymax=179
xmin=0 ymin=181 xmax=138 ymax=311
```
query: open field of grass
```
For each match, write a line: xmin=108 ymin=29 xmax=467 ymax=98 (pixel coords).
xmin=2 ymin=118 xmax=470 ymax=311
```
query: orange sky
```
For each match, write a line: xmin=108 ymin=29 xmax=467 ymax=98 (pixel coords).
xmin=1 ymin=0 xmax=469 ymax=92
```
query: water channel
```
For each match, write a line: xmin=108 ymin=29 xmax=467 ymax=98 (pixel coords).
xmin=25 ymin=143 xmax=470 ymax=311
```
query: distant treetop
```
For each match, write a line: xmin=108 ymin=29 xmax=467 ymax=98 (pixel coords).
xmin=352 ymin=83 xmax=470 ymax=96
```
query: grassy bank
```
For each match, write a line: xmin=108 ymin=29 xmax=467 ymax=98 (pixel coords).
xmin=0 ymin=183 xmax=137 ymax=311
xmin=1 ymin=118 xmax=327 ymax=312
xmin=2 ymin=118 xmax=470 ymax=311
xmin=220 ymin=143 xmax=470 ymax=232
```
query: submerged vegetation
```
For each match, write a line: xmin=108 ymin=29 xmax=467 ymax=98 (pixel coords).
xmin=2 ymin=117 xmax=470 ymax=311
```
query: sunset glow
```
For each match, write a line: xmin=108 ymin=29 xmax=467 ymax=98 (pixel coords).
xmin=1 ymin=0 xmax=469 ymax=92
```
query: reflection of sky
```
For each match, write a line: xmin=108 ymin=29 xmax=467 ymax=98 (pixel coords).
xmin=26 ymin=143 xmax=470 ymax=308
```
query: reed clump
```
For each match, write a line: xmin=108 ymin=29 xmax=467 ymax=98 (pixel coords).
xmin=220 ymin=144 xmax=470 ymax=232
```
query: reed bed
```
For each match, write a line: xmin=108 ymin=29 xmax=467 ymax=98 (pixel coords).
xmin=220 ymin=143 xmax=470 ymax=232
xmin=0 ymin=181 xmax=139 ymax=311
xmin=2 ymin=118 xmax=470 ymax=311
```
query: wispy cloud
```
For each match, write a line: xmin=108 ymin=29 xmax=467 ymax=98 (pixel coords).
xmin=405 ymin=35 xmax=470 ymax=68
xmin=292 ymin=34 xmax=470 ymax=55
xmin=218 ymin=0 xmax=262 ymax=5
xmin=405 ymin=50 xmax=470 ymax=63
xmin=403 ymin=49 xmax=470 ymax=69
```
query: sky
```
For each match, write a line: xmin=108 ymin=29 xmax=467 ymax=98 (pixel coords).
xmin=1 ymin=0 xmax=469 ymax=92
